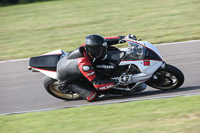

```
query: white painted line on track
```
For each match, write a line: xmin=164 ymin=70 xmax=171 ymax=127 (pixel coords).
xmin=1 ymin=92 xmax=200 ymax=116
xmin=0 ymin=58 xmax=29 ymax=63
xmin=155 ymin=40 xmax=200 ymax=46
xmin=0 ymin=40 xmax=199 ymax=63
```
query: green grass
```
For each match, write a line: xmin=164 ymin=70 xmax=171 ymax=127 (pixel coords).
xmin=0 ymin=95 xmax=200 ymax=133
xmin=0 ymin=0 xmax=200 ymax=60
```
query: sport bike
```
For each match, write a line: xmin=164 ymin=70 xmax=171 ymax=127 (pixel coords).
xmin=28 ymin=37 xmax=184 ymax=101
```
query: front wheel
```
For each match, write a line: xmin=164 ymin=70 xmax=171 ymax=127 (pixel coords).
xmin=43 ymin=76 xmax=80 ymax=100
xmin=146 ymin=64 xmax=184 ymax=90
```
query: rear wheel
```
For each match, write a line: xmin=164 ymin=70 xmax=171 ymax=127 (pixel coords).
xmin=146 ymin=64 xmax=184 ymax=90
xmin=43 ymin=76 xmax=80 ymax=100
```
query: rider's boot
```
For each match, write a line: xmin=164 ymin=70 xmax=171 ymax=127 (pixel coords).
xmin=58 ymin=80 xmax=70 ymax=93
xmin=68 ymin=81 xmax=98 ymax=102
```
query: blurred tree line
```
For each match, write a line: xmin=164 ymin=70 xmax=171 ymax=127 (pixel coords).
xmin=0 ymin=0 xmax=52 ymax=6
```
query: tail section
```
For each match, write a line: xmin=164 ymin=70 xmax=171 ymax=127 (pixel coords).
xmin=28 ymin=49 xmax=67 ymax=79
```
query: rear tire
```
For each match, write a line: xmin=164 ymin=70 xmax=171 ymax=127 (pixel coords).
xmin=146 ymin=64 xmax=184 ymax=90
xmin=43 ymin=76 xmax=80 ymax=100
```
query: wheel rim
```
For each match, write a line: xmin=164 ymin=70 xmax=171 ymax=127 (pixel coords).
xmin=49 ymin=81 xmax=80 ymax=99
xmin=152 ymin=71 xmax=178 ymax=90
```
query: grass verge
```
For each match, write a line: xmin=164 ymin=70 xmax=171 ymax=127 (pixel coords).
xmin=0 ymin=0 xmax=200 ymax=60
xmin=0 ymin=95 xmax=200 ymax=133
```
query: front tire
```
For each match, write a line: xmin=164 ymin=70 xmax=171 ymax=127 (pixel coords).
xmin=43 ymin=76 xmax=80 ymax=100
xmin=146 ymin=64 xmax=184 ymax=90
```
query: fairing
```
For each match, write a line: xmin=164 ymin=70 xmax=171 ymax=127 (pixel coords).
xmin=119 ymin=40 xmax=164 ymax=83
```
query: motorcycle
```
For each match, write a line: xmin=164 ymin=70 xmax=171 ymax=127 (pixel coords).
xmin=28 ymin=37 xmax=184 ymax=101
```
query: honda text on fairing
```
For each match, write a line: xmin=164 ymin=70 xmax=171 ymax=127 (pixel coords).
xmin=28 ymin=36 xmax=184 ymax=101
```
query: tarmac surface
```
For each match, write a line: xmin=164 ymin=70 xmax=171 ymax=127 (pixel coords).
xmin=0 ymin=40 xmax=200 ymax=115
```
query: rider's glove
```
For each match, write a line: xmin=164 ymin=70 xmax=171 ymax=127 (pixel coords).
xmin=118 ymin=35 xmax=126 ymax=44
xmin=118 ymin=73 xmax=132 ymax=85
xmin=127 ymin=34 xmax=137 ymax=40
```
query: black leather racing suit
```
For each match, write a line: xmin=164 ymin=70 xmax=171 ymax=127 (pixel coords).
xmin=57 ymin=36 xmax=122 ymax=101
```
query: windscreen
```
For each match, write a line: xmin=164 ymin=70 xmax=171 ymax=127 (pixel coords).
xmin=122 ymin=41 xmax=146 ymax=60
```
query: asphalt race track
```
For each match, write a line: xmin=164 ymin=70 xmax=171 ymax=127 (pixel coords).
xmin=0 ymin=40 xmax=200 ymax=115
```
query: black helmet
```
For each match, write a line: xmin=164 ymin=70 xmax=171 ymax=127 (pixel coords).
xmin=85 ymin=34 xmax=107 ymax=60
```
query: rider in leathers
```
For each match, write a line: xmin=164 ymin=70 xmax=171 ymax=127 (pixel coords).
xmin=57 ymin=34 xmax=135 ymax=101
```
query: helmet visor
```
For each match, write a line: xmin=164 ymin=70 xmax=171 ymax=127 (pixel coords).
xmin=87 ymin=45 xmax=107 ymax=59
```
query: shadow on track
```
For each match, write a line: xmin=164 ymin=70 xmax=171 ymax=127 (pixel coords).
xmin=97 ymin=85 xmax=200 ymax=101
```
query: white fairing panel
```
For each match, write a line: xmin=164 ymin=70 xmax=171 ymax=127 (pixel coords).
xmin=32 ymin=67 xmax=58 ymax=79
xmin=137 ymin=41 xmax=163 ymax=59
xmin=120 ymin=60 xmax=162 ymax=83
xmin=43 ymin=49 xmax=64 ymax=55
xmin=119 ymin=40 xmax=163 ymax=83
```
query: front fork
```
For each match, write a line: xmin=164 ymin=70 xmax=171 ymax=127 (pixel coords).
xmin=160 ymin=61 xmax=166 ymax=70
xmin=151 ymin=61 xmax=166 ymax=80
